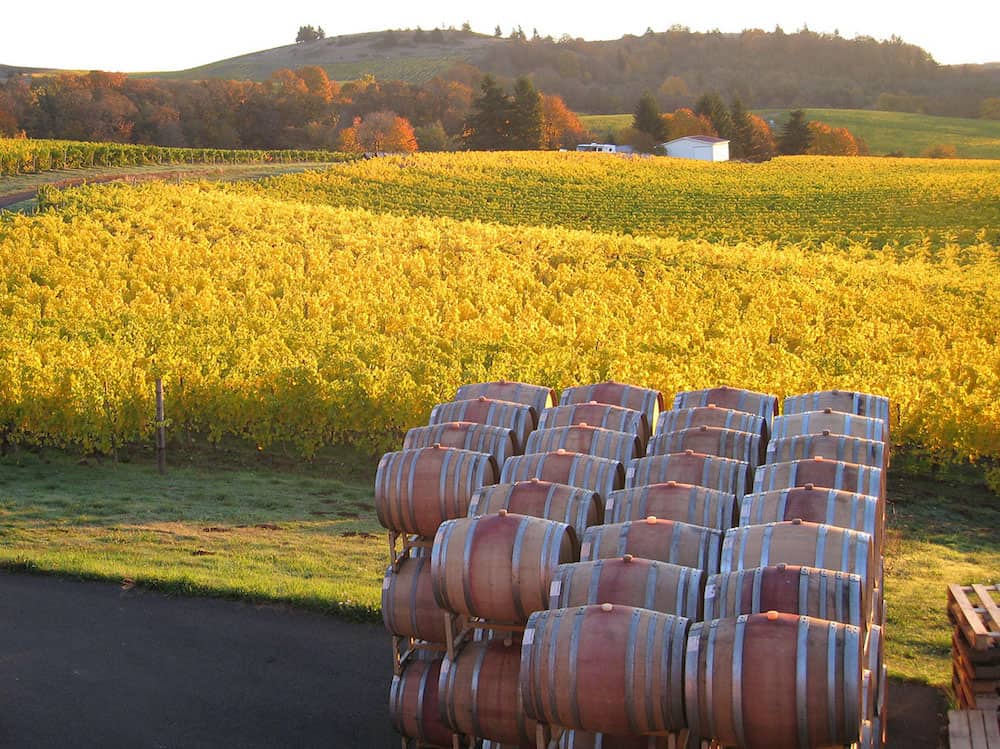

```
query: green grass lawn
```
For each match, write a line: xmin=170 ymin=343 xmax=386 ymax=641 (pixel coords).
xmin=0 ymin=444 xmax=995 ymax=690
xmin=580 ymin=109 xmax=1000 ymax=159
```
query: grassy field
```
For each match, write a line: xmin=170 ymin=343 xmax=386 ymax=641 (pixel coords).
xmin=580 ymin=109 xmax=1000 ymax=159
xmin=0 ymin=447 xmax=384 ymax=618
xmin=1 ymin=443 xmax=995 ymax=689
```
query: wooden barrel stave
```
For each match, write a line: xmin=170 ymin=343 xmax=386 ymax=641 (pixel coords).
xmin=671 ymin=387 xmax=779 ymax=433
xmin=772 ymin=410 xmax=887 ymax=443
xmin=382 ymin=552 xmax=449 ymax=642
xmin=753 ymin=458 xmax=883 ymax=500
xmin=551 ymin=557 xmax=705 ymax=620
xmin=521 ymin=604 xmax=689 ymax=735
xmin=606 ymin=482 xmax=737 ymax=532
xmin=782 ymin=390 xmax=890 ymax=428
xmin=766 ymin=433 xmax=887 ymax=471
xmin=431 ymin=511 xmax=577 ymax=625
xmin=581 ymin=519 xmax=723 ymax=575
xmin=375 ymin=446 xmax=499 ymax=537
xmin=557 ymin=730 xmax=677 ymax=748
xmin=389 ymin=656 xmax=455 ymax=747
xmin=647 ymin=426 xmax=763 ymax=474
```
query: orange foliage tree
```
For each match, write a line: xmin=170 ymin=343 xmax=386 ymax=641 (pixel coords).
xmin=806 ymin=121 xmax=863 ymax=156
xmin=662 ymin=108 xmax=716 ymax=141
xmin=746 ymin=114 xmax=777 ymax=161
xmin=339 ymin=111 xmax=418 ymax=153
xmin=541 ymin=94 xmax=588 ymax=149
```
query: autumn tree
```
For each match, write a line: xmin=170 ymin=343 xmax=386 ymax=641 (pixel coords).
xmin=633 ymin=92 xmax=666 ymax=142
xmin=778 ymin=109 xmax=812 ymax=154
xmin=806 ymin=121 xmax=861 ymax=155
xmin=508 ymin=76 xmax=543 ymax=149
xmin=541 ymin=94 xmax=588 ymax=149
xmin=746 ymin=114 xmax=777 ymax=161
xmin=464 ymin=75 xmax=511 ymax=150
xmin=661 ymin=108 xmax=715 ymax=141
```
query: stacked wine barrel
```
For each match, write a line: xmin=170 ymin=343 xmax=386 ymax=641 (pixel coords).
xmin=379 ymin=382 xmax=890 ymax=749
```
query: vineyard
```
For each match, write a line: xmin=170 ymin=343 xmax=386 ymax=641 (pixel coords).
xmin=0 ymin=138 xmax=355 ymax=178
xmin=234 ymin=152 xmax=1000 ymax=251
xmin=1 ymin=161 xmax=998 ymax=461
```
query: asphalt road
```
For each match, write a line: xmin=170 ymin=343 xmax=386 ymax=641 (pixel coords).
xmin=0 ymin=572 xmax=395 ymax=748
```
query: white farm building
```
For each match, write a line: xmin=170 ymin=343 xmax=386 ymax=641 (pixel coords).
xmin=661 ymin=135 xmax=730 ymax=162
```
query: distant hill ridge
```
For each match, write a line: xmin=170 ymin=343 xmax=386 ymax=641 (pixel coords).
xmin=4 ymin=27 xmax=999 ymax=117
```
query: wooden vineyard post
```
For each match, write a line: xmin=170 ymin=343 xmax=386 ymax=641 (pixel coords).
xmin=155 ymin=377 xmax=166 ymax=475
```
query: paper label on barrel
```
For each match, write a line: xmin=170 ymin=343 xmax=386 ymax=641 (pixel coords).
xmin=705 ymin=583 xmax=716 ymax=600
xmin=549 ymin=580 xmax=562 ymax=598
xmin=626 ymin=467 xmax=636 ymax=480
xmin=523 ymin=628 xmax=534 ymax=645
xmin=686 ymin=636 xmax=700 ymax=653
xmin=382 ymin=576 xmax=391 ymax=590
xmin=580 ymin=542 xmax=591 ymax=559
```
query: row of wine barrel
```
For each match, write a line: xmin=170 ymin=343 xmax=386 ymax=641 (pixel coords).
xmin=378 ymin=381 xmax=891 ymax=749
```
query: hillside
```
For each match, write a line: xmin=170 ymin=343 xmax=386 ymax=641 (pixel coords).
xmin=581 ymin=109 xmax=1000 ymax=159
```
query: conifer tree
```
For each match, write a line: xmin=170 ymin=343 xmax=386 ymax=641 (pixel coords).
xmin=509 ymin=77 xmax=543 ymax=149
xmin=779 ymin=109 xmax=812 ymax=154
xmin=633 ymin=92 xmax=666 ymax=142
xmin=465 ymin=75 xmax=511 ymax=150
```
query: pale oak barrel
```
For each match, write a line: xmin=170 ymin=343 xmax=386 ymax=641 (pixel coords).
xmin=539 ymin=402 xmax=651 ymax=451
xmin=559 ymin=382 xmax=664 ymax=436
xmin=606 ymin=482 xmax=737 ymax=532
xmin=375 ymin=445 xmax=499 ymax=537
xmin=389 ymin=656 xmax=455 ymax=748
xmin=469 ymin=480 xmax=602 ymax=549
xmin=703 ymin=564 xmax=865 ymax=628
xmin=657 ymin=404 xmax=767 ymax=442
xmin=431 ymin=511 xmax=576 ymax=625
xmin=772 ymin=409 xmax=886 ymax=443
xmin=581 ymin=518 xmax=723 ymax=575
xmin=455 ymin=381 xmax=555 ymax=427
xmin=521 ymin=604 xmax=689 ymax=735
xmin=753 ymin=457 xmax=883 ymax=500
xmin=430 ymin=397 xmax=536 ymax=453
xmin=671 ymin=386 xmax=778 ymax=435
xmin=550 ymin=556 xmax=704 ymax=620
xmin=525 ymin=425 xmax=642 ymax=467
xmin=766 ymin=433 xmax=887 ymax=471
xmin=782 ymin=390 xmax=890 ymax=430
xmin=501 ymin=451 xmax=626 ymax=500
xmin=404 ymin=421 xmax=519 ymax=466
xmin=382 ymin=552 xmax=449 ymax=642
xmin=628 ymin=451 xmax=750 ymax=498
xmin=648 ymin=425 xmax=764 ymax=475
xmin=684 ymin=612 xmax=863 ymax=748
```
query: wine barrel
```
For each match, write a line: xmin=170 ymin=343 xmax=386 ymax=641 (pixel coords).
xmin=559 ymin=382 xmax=664 ymax=435
xmin=703 ymin=564 xmax=866 ymax=628
xmin=404 ymin=421 xmax=519 ymax=465
xmin=753 ymin=457 xmax=883 ymax=499
xmin=581 ymin=518 xmax=722 ymax=575
xmin=382 ymin=552 xmax=449 ymax=642
xmin=550 ymin=556 xmax=704 ymax=620
xmin=539 ymin=402 xmax=651 ymax=451
xmin=606 ymin=482 xmax=737 ymax=532
xmin=866 ymin=624 xmax=885 ymax=718
xmin=657 ymin=405 xmax=767 ymax=441
xmin=521 ymin=604 xmax=688 ymax=735
xmin=766 ymin=433 xmax=887 ymax=471
xmin=525 ymin=425 xmax=642 ymax=466
xmin=782 ymin=390 xmax=890 ymax=429
xmin=376 ymin=446 xmax=499 ymax=537
xmin=469 ymin=480 xmax=602 ymax=548
xmin=772 ymin=409 xmax=886 ymax=443
xmin=431 ymin=511 xmax=576 ymax=625
xmin=454 ymin=381 xmax=555 ymax=426
xmin=684 ymin=612 xmax=863 ymax=748
xmin=501 ymin=451 xmax=625 ymax=500
xmin=628 ymin=451 xmax=749 ymax=498
xmin=647 ymin=425 xmax=763 ymax=474
xmin=671 ymin=387 xmax=778 ymax=434
xmin=440 ymin=638 xmax=547 ymax=746
xmin=721 ymin=521 xmax=874 ymax=603
xmin=739 ymin=485 xmax=881 ymax=551
xmin=557 ymin=731 xmax=674 ymax=748
xmin=429 ymin=397 xmax=535 ymax=453
xmin=389 ymin=656 xmax=455 ymax=748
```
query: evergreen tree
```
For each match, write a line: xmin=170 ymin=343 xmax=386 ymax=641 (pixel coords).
xmin=779 ymin=109 xmax=812 ymax=154
xmin=729 ymin=97 xmax=753 ymax=159
xmin=465 ymin=75 xmax=511 ymax=150
xmin=632 ymin=92 xmax=666 ymax=142
xmin=509 ymin=77 xmax=543 ymax=149
xmin=694 ymin=92 xmax=733 ymax=140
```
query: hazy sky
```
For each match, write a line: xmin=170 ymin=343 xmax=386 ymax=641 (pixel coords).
xmin=2 ymin=1 xmax=997 ymax=71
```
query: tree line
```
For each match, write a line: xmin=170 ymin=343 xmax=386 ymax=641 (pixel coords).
xmin=0 ymin=68 xmax=586 ymax=153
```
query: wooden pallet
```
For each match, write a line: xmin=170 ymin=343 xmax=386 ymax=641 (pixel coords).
xmin=949 ymin=585 xmax=1000 ymax=652
xmin=949 ymin=710 xmax=1000 ymax=749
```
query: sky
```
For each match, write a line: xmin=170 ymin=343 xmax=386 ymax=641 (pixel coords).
xmin=2 ymin=1 xmax=997 ymax=72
